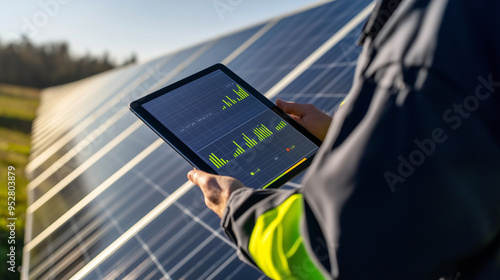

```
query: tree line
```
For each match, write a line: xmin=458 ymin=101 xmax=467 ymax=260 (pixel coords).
xmin=0 ymin=36 xmax=137 ymax=88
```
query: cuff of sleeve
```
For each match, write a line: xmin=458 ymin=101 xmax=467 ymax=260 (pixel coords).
xmin=220 ymin=188 xmax=251 ymax=233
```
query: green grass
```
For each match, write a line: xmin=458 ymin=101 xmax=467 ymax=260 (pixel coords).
xmin=0 ymin=83 xmax=40 ymax=279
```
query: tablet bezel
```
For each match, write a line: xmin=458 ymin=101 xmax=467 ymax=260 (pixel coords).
xmin=129 ymin=63 xmax=322 ymax=189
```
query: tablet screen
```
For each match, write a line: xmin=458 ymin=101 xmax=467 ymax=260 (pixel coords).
xmin=141 ymin=69 xmax=318 ymax=189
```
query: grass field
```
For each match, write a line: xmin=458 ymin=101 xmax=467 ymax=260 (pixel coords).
xmin=0 ymin=83 xmax=40 ymax=279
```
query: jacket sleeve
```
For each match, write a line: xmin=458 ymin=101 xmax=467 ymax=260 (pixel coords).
xmin=221 ymin=188 xmax=327 ymax=279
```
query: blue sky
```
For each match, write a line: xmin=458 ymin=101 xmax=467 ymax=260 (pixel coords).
xmin=0 ymin=0 xmax=323 ymax=63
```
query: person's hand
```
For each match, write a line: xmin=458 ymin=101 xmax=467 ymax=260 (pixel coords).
xmin=187 ymin=169 xmax=247 ymax=217
xmin=276 ymin=99 xmax=332 ymax=141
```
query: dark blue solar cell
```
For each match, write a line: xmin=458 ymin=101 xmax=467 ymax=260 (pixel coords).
xmin=29 ymin=60 xmax=160 ymax=158
xmin=30 ymin=126 xmax=157 ymax=237
xmin=28 ymin=142 xmax=205 ymax=278
xmin=228 ymin=0 xmax=372 ymax=93
xmin=82 ymin=238 xmax=147 ymax=280
xmin=214 ymin=258 xmax=268 ymax=280
xmin=168 ymin=24 xmax=266 ymax=84
xmin=272 ymin=21 xmax=366 ymax=118
xmin=88 ymin=206 xmax=266 ymax=280
xmin=31 ymin=112 xmax=136 ymax=191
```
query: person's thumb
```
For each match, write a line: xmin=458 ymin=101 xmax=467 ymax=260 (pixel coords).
xmin=276 ymin=99 xmax=305 ymax=117
xmin=188 ymin=169 xmax=210 ymax=187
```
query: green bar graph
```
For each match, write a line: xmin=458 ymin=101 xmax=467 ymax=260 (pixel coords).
xmin=233 ymin=141 xmax=246 ymax=157
xmin=234 ymin=85 xmax=249 ymax=101
xmin=261 ymin=127 xmax=268 ymax=136
xmin=209 ymin=122 xmax=277 ymax=166
xmin=253 ymin=124 xmax=273 ymax=141
xmin=254 ymin=128 xmax=264 ymax=141
xmin=209 ymin=153 xmax=228 ymax=169
xmin=222 ymin=84 xmax=250 ymax=110
xmin=275 ymin=121 xmax=287 ymax=131
xmin=242 ymin=133 xmax=257 ymax=148
xmin=223 ymin=100 xmax=232 ymax=108
xmin=226 ymin=96 xmax=237 ymax=104
xmin=214 ymin=154 xmax=223 ymax=166
xmin=263 ymin=125 xmax=273 ymax=135
xmin=209 ymin=154 xmax=219 ymax=168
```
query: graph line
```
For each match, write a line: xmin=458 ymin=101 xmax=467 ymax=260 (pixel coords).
xmin=210 ymin=122 xmax=281 ymax=165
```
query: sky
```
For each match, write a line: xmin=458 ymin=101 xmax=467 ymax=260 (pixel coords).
xmin=0 ymin=0 xmax=324 ymax=64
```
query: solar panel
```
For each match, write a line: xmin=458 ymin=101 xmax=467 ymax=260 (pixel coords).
xmin=227 ymin=0 xmax=369 ymax=93
xmin=271 ymin=20 xmax=365 ymax=113
xmin=23 ymin=1 xmax=374 ymax=279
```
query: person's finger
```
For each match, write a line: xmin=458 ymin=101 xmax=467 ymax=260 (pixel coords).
xmin=276 ymin=99 xmax=306 ymax=117
xmin=188 ymin=169 xmax=211 ymax=189
xmin=188 ymin=170 xmax=220 ymax=194
xmin=187 ymin=169 xmax=195 ymax=181
xmin=188 ymin=169 xmax=222 ymax=210
xmin=290 ymin=115 xmax=301 ymax=123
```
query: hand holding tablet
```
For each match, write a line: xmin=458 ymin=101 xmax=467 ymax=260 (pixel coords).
xmin=130 ymin=64 xmax=322 ymax=190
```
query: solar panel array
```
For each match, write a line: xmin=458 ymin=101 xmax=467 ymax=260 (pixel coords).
xmin=23 ymin=1 xmax=374 ymax=279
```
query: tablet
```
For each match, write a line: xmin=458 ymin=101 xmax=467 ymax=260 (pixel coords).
xmin=129 ymin=64 xmax=321 ymax=189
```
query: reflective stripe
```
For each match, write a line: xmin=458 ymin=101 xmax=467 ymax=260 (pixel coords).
xmin=248 ymin=194 xmax=325 ymax=280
